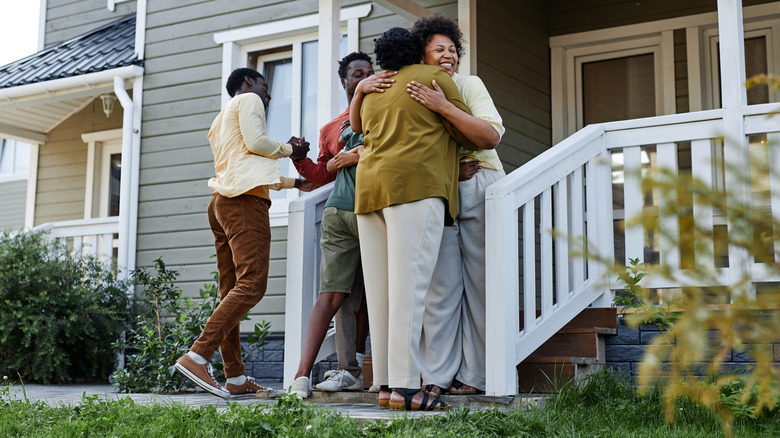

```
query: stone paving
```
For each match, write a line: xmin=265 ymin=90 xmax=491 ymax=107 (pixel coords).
xmin=7 ymin=381 xmax=543 ymax=420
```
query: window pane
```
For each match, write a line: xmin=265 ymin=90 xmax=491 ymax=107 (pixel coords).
xmin=0 ymin=140 xmax=12 ymax=174
xmin=263 ymin=59 xmax=293 ymax=201
xmin=13 ymin=142 xmax=29 ymax=174
xmin=582 ymin=53 xmax=656 ymax=125
xmin=300 ymin=38 xmax=349 ymax=163
xmin=108 ymin=153 xmax=121 ymax=217
xmin=745 ymin=37 xmax=768 ymax=105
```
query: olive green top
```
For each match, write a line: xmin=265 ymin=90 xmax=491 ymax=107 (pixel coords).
xmin=354 ymin=64 xmax=477 ymax=224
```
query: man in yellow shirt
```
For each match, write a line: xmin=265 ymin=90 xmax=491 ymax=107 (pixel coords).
xmin=175 ymin=68 xmax=308 ymax=398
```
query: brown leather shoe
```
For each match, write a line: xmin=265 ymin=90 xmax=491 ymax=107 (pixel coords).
xmin=225 ymin=376 xmax=270 ymax=396
xmin=174 ymin=354 xmax=230 ymax=399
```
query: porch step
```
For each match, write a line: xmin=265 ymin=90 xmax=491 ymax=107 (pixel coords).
xmin=516 ymin=307 xmax=617 ymax=393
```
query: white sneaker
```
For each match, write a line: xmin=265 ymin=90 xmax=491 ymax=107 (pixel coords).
xmin=288 ymin=376 xmax=311 ymax=399
xmin=368 ymin=384 xmax=381 ymax=393
xmin=323 ymin=369 xmax=336 ymax=379
xmin=314 ymin=369 xmax=363 ymax=392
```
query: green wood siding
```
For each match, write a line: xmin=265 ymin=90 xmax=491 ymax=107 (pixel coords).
xmin=0 ymin=179 xmax=27 ymax=229
xmin=477 ymin=0 xmax=551 ymax=171
xmin=45 ymin=0 xmax=135 ymax=47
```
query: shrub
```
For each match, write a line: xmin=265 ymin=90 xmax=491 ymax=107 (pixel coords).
xmin=112 ymin=258 xmax=270 ymax=393
xmin=0 ymin=229 xmax=131 ymax=384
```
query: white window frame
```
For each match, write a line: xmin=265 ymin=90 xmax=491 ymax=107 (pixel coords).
xmin=704 ymin=20 xmax=780 ymax=109
xmin=213 ymin=4 xmax=371 ymax=226
xmin=82 ymin=129 xmax=123 ymax=219
xmin=0 ymin=139 xmax=31 ymax=183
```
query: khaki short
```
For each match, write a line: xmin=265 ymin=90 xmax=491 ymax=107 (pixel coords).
xmin=319 ymin=207 xmax=361 ymax=293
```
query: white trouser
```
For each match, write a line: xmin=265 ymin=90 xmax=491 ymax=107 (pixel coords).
xmin=357 ymin=197 xmax=445 ymax=389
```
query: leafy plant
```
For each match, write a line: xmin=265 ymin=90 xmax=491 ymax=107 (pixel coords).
xmin=0 ymin=229 xmax=131 ymax=384
xmin=112 ymin=257 xmax=271 ymax=393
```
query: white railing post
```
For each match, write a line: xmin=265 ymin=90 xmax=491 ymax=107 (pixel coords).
xmin=485 ymin=184 xmax=519 ymax=396
xmin=591 ymin=147 xmax=616 ymax=308
xmin=283 ymin=183 xmax=334 ymax=388
xmin=717 ymin=0 xmax=751 ymax=299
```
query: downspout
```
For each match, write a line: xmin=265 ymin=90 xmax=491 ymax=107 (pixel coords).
xmin=114 ymin=76 xmax=134 ymax=279
xmin=126 ymin=0 xmax=147 ymax=274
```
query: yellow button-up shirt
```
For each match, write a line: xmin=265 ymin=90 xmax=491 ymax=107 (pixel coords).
xmin=452 ymin=73 xmax=505 ymax=171
xmin=207 ymin=93 xmax=292 ymax=198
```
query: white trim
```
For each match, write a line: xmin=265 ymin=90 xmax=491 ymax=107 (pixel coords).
xmin=213 ymin=4 xmax=371 ymax=45
xmin=0 ymin=65 xmax=144 ymax=102
xmin=135 ymin=0 xmax=147 ymax=60
xmin=318 ymin=0 xmax=341 ymax=129
xmin=24 ymin=143 xmax=41 ymax=228
xmin=107 ymin=0 xmax=132 ymax=12
xmin=37 ymin=0 xmax=46 ymax=52
xmin=371 ymin=0 xmax=431 ymax=22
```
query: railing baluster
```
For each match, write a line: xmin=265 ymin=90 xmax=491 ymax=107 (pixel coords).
xmin=657 ymin=142 xmax=679 ymax=270
xmin=623 ymin=146 xmax=644 ymax=263
xmin=691 ymin=139 xmax=714 ymax=268
xmin=555 ymin=176 xmax=570 ymax=303
xmin=570 ymin=166 xmax=585 ymax=291
xmin=523 ymin=200 xmax=536 ymax=331
xmin=767 ymin=132 xmax=780 ymax=263
xmin=541 ymin=188 xmax=553 ymax=316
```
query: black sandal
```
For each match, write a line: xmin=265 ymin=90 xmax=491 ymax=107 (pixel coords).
xmin=388 ymin=388 xmax=451 ymax=411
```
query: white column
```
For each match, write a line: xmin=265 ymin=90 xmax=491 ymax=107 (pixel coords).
xmin=458 ymin=0 xmax=477 ymax=75
xmin=717 ymin=0 xmax=751 ymax=297
xmin=318 ymin=0 xmax=341 ymax=129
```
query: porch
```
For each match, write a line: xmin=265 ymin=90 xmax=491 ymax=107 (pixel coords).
xmin=284 ymin=0 xmax=780 ymax=396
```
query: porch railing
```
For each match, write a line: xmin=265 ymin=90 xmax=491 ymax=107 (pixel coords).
xmin=283 ymin=182 xmax=336 ymax=387
xmin=485 ymin=104 xmax=780 ymax=395
xmin=32 ymin=216 xmax=120 ymax=264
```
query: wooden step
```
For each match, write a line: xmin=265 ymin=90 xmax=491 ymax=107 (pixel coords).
xmin=520 ymin=307 xmax=617 ymax=334
xmin=517 ymin=362 xmax=578 ymax=393
xmin=527 ymin=332 xmax=599 ymax=359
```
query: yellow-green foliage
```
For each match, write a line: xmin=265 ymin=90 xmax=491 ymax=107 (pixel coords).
xmin=612 ymin=77 xmax=780 ymax=435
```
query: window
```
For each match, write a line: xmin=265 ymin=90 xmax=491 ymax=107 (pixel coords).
xmin=0 ymin=139 xmax=30 ymax=180
xmin=250 ymin=38 xmax=348 ymax=204
xmin=213 ymin=4 xmax=371 ymax=225
xmin=82 ymin=129 xmax=122 ymax=218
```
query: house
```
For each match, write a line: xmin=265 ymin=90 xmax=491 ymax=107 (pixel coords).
xmin=0 ymin=0 xmax=777 ymax=394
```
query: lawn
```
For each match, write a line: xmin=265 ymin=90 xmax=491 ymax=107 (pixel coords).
xmin=1 ymin=370 xmax=778 ymax=437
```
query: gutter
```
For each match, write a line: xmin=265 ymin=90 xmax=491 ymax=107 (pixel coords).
xmin=0 ymin=65 xmax=144 ymax=102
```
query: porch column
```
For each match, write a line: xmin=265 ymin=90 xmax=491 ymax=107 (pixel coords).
xmin=716 ymin=0 xmax=751 ymax=297
xmin=317 ymin=0 xmax=341 ymax=129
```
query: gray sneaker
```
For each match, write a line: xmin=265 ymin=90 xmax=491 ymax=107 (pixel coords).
xmin=315 ymin=369 xmax=363 ymax=392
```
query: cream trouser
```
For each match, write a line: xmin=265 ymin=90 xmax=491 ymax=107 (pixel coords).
xmin=357 ymin=198 xmax=445 ymax=389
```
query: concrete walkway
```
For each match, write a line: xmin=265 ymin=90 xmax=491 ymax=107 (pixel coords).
xmin=6 ymin=381 xmax=542 ymax=420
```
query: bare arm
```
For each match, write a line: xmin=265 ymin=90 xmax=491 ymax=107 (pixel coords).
xmin=326 ymin=146 xmax=363 ymax=173
xmin=407 ymin=80 xmax=499 ymax=149
xmin=349 ymin=71 xmax=397 ymax=134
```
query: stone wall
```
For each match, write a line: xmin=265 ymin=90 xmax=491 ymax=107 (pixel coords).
xmin=606 ymin=315 xmax=780 ymax=376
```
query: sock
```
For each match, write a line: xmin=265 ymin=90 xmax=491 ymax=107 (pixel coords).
xmin=186 ymin=351 xmax=207 ymax=364
xmin=356 ymin=352 xmax=364 ymax=368
xmin=226 ymin=375 xmax=247 ymax=385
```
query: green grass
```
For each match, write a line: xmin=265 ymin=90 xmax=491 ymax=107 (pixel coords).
xmin=1 ymin=370 xmax=778 ymax=437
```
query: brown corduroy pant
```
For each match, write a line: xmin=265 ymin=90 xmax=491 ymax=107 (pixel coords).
xmin=190 ymin=192 xmax=271 ymax=378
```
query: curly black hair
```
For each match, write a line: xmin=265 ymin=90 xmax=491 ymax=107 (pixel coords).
xmin=338 ymin=52 xmax=373 ymax=79
xmin=225 ymin=68 xmax=264 ymax=97
xmin=410 ymin=13 xmax=463 ymax=62
xmin=373 ymin=27 xmax=421 ymax=71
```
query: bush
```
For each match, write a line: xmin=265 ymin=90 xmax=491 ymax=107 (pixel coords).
xmin=0 ymin=229 xmax=132 ymax=384
xmin=112 ymin=258 xmax=270 ymax=393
